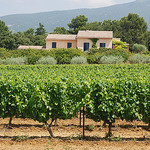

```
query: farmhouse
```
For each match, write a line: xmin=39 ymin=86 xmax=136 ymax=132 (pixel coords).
xmin=46 ymin=30 xmax=113 ymax=51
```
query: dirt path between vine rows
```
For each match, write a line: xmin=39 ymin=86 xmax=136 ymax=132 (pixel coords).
xmin=0 ymin=118 xmax=150 ymax=150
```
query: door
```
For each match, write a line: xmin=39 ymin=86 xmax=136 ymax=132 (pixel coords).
xmin=84 ymin=43 xmax=89 ymax=51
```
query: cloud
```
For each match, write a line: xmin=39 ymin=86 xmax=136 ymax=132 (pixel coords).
xmin=69 ymin=0 xmax=116 ymax=7
xmin=86 ymin=0 xmax=116 ymax=7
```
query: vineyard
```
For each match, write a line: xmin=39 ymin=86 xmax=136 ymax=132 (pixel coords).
xmin=0 ymin=64 xmax=150 ymax=139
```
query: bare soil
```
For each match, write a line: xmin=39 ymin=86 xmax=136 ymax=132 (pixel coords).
xmin=0 ymin=118 xmax=150 ymax=150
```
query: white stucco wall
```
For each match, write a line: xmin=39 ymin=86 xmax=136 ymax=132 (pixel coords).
xmin=46 ymin=40 xmax=77 ymax=49
xmin=77 ymin=39 xmax=93 ymax=50
xmin=46 ymin=38 xmax=113 ymax=50
xmin=77 ymin=38 xmax=112 ymax=51
xmin=97 ymin=39 xmax=112 ymax=48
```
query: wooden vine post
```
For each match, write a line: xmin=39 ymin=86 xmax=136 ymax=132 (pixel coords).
xmin=80 ymin=109 xmax=82 ymax=128
xmin=79 ymin=106 xmax=86 ymax=139
xmin=83 ymin=105 xmax=85 ymax=139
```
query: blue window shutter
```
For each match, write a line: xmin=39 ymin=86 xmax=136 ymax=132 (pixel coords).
xmin=67 ymin=43 xmax=72 ymax=48
xmin=52 ymin=42 xmax=56 ymax=48
xmin=100 ymin=43 xmax=106 ymax=48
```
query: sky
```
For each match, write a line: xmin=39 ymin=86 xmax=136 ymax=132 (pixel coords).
xmin=0 ymin=0 xmax=136 ymax=17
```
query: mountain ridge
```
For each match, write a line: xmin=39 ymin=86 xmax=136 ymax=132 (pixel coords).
xmin=0 ymin=0 xmax=150 ymax=32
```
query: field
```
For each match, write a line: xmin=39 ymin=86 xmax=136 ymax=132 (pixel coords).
xmin=0 ymin=64 xmax=150 ymax=149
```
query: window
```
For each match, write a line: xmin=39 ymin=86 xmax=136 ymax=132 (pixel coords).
xmin=100 ymin=43 xmax=106 ymax=48
xmin=52 ymin=42 xmax=56 ymax=48
xmin=67 ymin=43 xmax=72 ymax=48
xmin=84 ymin=43 xmax=89 ymax=51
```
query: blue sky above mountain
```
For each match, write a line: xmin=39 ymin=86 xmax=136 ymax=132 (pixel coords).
xmin=0 ymin=0 xmax=135 ymax=16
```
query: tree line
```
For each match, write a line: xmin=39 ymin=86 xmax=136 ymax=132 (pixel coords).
xmin=0 ymin=22 xmax=47 ymax=49
xmin=53 ymin=13 xmax=150 ymax=51
xmin=0 ymin=13 xmax=150 ymax=50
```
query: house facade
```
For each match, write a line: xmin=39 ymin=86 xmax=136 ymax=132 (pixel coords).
xmin=46 ymin=30 xmax=113 ymax=51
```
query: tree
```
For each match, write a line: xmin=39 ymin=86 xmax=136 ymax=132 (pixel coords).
xmin=120 ymin=13 xmax=147 ymax=47
xmin=0 ymin=20 xmax=16 ymax=49
xmin=111 ymin=20 xmax=122 ymax=38
xmin=13 ymin=27 xmax=46 ymax=47
xmin=142 ymin=31 xmax=150 ymax=51
xmin=13 ymin=32 xmax=32 ymax=47
xmin=24 ymin=28 xmax=35 ymax=44
xmin=34 ymin=23 xmax=47 ymax=46
xmin=68 ymin=15 xmax=88 ymax=34
xmin=34 ymin=35 xmax=46 ymax=47
xmin=24 ymin=28 xmax=34 ymax=36
xmin=35 ymin=23 xmax=46 ymax=35
xmin=86 ymin=21 xmax=102 ymax=31
xmin=102 ymin=20 xmax=112 ymax=31
xmin=53 ymin=27 xmax=69 ymax=34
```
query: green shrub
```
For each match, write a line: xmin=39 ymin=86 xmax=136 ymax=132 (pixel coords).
xmin=0 ymin=48 xmax=10 ymax=59
xmin=88 ymin=48 xmax=130 ymax=63
xmin=133 ymin=44 xmax=148 ymax=53
xmin=27 ymin=55 xmax=41 ymax=65
xmin=49 ymin=48 xmax=84 ymax=64
xmin=99 ymin=55 xmax=124 ymax=64
xmin=88 ymin=48 xmax=112 ymax=55
xmin=8 ymin=49 xmax=51 ymax=58
xmin=103 ymin=49 xmax=130 ymax=62
xmin=87 ymin=55 xmax=98 ymax=64
xmin=128 ymin=54 xmax=150 ymax=64
xmin=112 ymin=39 xmax=127 ymax=50
xmin=71 ymin=56 xmax=87 ymax=64
xmin=145 ymin=56 xmax=150 ymax=63
xmin=2 ymin=57 xmax=27 ymax=65
xmin=36 ymin=56 xmax=57 ymax=65
xmin=0 ymin=48 xmax=85 ymax=64
xmin=87 ymin=53 xmax=104 ymax=64
xmin=141 ymin=50 xmax=150 ymax=55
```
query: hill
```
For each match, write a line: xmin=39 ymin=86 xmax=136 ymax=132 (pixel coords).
xmin=0 ymin=0 xmax=150 ymax=33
